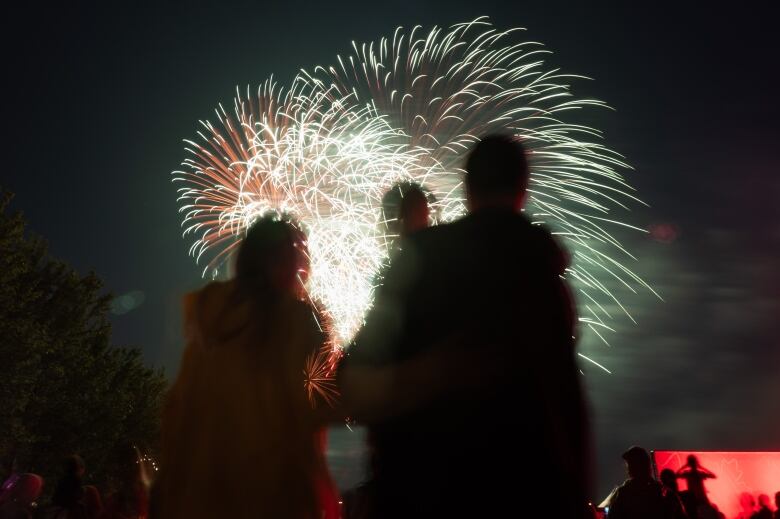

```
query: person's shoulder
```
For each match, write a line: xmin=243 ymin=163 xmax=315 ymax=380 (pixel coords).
xmin=406 ymin=219 xmax=461 ymax=246
xmin=184 ymin=280 xmax=233 ymax=311
xmin=399 ymin=218 xmax=473 ymax=265
xmin=616 ymin=477 xmax=662 ymax=494
xmin=523 ymin=219 xmax=570 ymax=276
xmin=183 ymin=281 xmax=235 ymax=331
xmin=608 ymin=480 xmax=630 ymax=507
xmin=469 ymin=210 xmax=569 ymax=275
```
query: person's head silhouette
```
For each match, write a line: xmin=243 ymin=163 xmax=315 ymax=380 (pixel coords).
xmin=465 ymin=134 xmax=529 ymax=212
xmin=63 ymin=454 xmax=85 ymax=478
xmin=622 ymin=446 xmax=652 ymax=480
xmin=738 ymin=492 xmax=755 ymax=512
xmin=686 ymin=455 xmax=699 ymax=469
xmin=381 ymin=181 xmax=431 ymax=237
xmin=660 ymin=468 xmax=677 ymax=490
xmin=235 ymin=215 xmax=302 ymax=297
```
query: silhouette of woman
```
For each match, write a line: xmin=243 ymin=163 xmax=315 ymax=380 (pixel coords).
xmin=155 ymin=216 xmax=336 ymax=519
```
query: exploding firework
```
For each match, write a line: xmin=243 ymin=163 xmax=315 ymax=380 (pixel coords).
xmin=304 ymin=345 xmax=341 ymax=408
xmin=175 ymin=79 xmax=452 ymax=342
xmin=174 ymin=17 xmax=656 ymax=374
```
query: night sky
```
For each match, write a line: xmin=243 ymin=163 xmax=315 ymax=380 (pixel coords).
xmin=3 ymin=1 xmax=778 ymax=498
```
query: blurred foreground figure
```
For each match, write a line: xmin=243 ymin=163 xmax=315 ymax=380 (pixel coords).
xmin=155 ymin=216 xmax=336 ymax=519
xmin=341 ymin=135 xmax=591 ymax=518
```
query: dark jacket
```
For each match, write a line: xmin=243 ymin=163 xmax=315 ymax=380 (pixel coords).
xmin=608 ymin=478 xmax=671 ymax=519
xmin=344 ymin=209 xmax=590 ymax=518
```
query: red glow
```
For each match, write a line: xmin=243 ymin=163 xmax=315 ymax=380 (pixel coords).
xmin=648 ymin=223 xmax=679 ymax=243
xmin=652 ymin=451 xmax=780 ymax=518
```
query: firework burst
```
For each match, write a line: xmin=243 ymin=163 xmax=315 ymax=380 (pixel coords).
xmin=301 ymin=17 xmax=658 ymax=350
xmin=174 ymin=17 xmax=656 ymax=375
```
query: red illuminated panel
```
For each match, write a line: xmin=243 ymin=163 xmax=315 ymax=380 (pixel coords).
xmin=652 ymin=451 xmax=780 ymax=518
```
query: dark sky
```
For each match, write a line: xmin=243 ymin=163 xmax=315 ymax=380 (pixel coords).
xmin=3 ymin=1 xmax=778 ymax=497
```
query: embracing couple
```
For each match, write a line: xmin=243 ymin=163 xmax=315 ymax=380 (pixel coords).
xmin=153 ymin=135 xmax=592 ymax=519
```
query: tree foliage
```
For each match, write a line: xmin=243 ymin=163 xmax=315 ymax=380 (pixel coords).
xmin=0 ymin=189 xmax=167 ymax=485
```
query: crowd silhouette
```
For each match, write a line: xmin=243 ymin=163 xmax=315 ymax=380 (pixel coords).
xmin=0 ymin=447 xmax=148 ymax=519
xmin=1 ymin=135 xmax=778 ymax=519
xmin=602 ymin=449 xmax=779 ymax=519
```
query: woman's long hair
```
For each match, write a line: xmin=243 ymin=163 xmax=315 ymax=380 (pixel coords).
xmin=214 ymin=215 xmax=305 ymax=342
xmin=234 ymin=216 xmax=301 ymax=298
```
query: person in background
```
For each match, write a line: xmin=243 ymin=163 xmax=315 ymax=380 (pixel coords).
xmin=99 ymin=444 xmax=148 ymax=519
xmin=660 ymin=468 xmax=688 ymax=519
xmin=374 ymin=181 xmax=432 ymax=288
xmin=676 ymin=455 xmax=716 ymax=507
xmin=47 ymin=455 xmax=102 ymax=519
xmin=0 ymin=473 xmax=43 ymax=519
xmin=773 ymin=491 xmax=780 ymax=519
xmin=607 ymin=446 xmax=669 ymax=519
xmin=0 ymin=456 xmax=20 ymax=508
xmin=380 ymin=181 xmax=431 ymax=243
xmin=752 ymin=495 xmax=773 ymax=519
xmin=736 ymin=492 xmax=755 ymax=519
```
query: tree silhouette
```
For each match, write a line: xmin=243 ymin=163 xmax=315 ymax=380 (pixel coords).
xmin=0 ymin=189 xmax=166 ymax=487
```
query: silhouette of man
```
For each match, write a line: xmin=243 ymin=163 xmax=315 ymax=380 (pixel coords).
xmin=340 ymin=135 xmax=590 ymax=518
xmin=607 ymin=446 xmax=671 ymax=519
